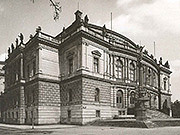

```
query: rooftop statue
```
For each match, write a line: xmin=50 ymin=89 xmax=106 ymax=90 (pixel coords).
xmin=11 ymin=43 xmax=14 ymax=50
xmin=8 ymin=47 xmax=10 ymax=55
xmin=36 ymin=26 xmax=41 ymax=33
xmin=15 ymin=38 xmax=18 ymax=47
xmin=19 ymin=33 xmax=24 ymax=44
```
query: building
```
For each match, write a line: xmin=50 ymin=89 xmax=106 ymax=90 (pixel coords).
xmin=0 ymin=10 xmax=172 ymax=125
xmin=0 ymin=61 xmax=5 ymax=122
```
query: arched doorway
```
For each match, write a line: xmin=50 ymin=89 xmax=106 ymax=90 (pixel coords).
xmin=116 ymin=90 xmax=123 ymax=108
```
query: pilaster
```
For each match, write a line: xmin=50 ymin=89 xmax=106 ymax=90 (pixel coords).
xmin=19 ymin=86 xmax=25 ymax=124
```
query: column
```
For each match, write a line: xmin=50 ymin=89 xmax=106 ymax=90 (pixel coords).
xmin=81 ymin=42 xmax=87 ymax=69
xmin=37 ymin=45 xmax=43 ymax=74
xmin=20 ymin=55 xmax=24 ymax=79
xmin=112 ymin=55 xmax=115 ymax=78
xmin=124 ymin=58 xmax=126 ymax=82
xmin=127 ymin=58 xmax=129 ymax=81
xmin=109 ymin=54 xmax=111 ymax=76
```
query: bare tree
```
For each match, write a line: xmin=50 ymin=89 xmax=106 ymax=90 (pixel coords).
xmin=31 ymin=0 xmax=62 ymax=21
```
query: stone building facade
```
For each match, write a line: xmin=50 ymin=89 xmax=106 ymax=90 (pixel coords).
xmin=0 ymin=10 xmax=172 ymax=125
xmin=0 ymin=61 xmax=5 ymax=122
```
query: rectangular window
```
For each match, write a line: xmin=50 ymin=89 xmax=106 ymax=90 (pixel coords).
xmin=116 ymin=97 xmax=119 ymax=103
xmin=33 ymin=61 xmax=36 ymax=76
xmin=93 ymin=57 xmax=99 ymax=73
xmin=27 ymin=65 xmax=30 ymax=78
xmin=96 ymin=110 xmax=100 ymax=117
xmin=8 ymin=112 xmax=10 ymax=118
xmin=16 ymin=112 xmax=18 ymax=118
xmin=69 ymin=58 xmax=73 ymax=74
xmin=119 ymin=97 xmax=122 ymax=103
xmin=116 ymin=97 xmax=122 ymax=103
xmin=164 ymin=80 xmax=166 ymax=90
xmin=25 ymin=111 xmax=28 ymax=119
xmin=68 ymin=110 xmax=71 ymax=118
xmin=95 ymin=88 xmax=100 ymax=102
xmin=68 ymin=89 xmax=72 ymax=102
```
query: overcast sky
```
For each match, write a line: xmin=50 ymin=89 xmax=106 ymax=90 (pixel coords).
xmin=0 ymin=0 xmax=179 ymax=101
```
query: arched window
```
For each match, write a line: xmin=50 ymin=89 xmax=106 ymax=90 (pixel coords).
xmin=130 ymin=91 xmax=135 ymax=104
xmin=147 ymin=68 xmax=151 ymax=85
xmin=95 ymin=88 xmax=100 ymax=102
xmin=116 ymin=59 xmax=123 ymax=79
xmin=163 ymin=77 xmax=167 ymax=90
xmin=143 ymin=67 xmax=146 ymax=84
xmin=152 ymin=72 xmax=156 ymax=87
xmin=116 ymin=90 xmax=123 ymax=108
xmin=129 ymin=63 xmax=135 ymax=81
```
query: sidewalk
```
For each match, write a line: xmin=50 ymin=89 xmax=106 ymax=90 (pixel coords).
xmin=0 ymin=123 xmax=78 ymax=130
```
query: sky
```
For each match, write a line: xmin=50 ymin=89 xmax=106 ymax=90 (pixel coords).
xmin=0 ymin=0 xmax=180 ymax=101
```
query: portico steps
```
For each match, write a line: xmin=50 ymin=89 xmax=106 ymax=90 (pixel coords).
xmin=146 ymin=109 xmax=170 ymax=119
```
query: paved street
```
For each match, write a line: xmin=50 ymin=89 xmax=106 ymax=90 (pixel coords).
xmin=1 ymin=125 xmax=180 ymax=135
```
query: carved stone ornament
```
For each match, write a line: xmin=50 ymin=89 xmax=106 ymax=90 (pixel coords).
xmin=84 ymin=15 xmax=89 ymax=24
xmin=91 ymin=50 xmax=102 ymax=57
xmin=67 ymin=51 xmax=75 ymax=58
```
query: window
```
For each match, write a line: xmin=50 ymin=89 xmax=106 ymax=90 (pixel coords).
xmin=147 ymin=69 xmax=151 ymax=85
xmin=93 ymin=57 xmax=99 ymax=73
xmin=95 ymin=88 xmax=100 ymax=102
xmin=68 ymin=89 xmax=72 ymax=102
xmin=32 ymin=61 xmax=36 ymax=76
xmin=8 ymin=112 xmax=10 ymax=118
xmin=129 ymin=63 xmax=135 ymax=81
xmin=96 ymin=110 xmax=100 ymax=117
xmin=16 ymin=112 xmax=18 ymax=119
xmin=27 ymin=65 xmax=30 ymax=78
xmin=116 ymin=59 xmax=123 ymax=79
xmin=68 ymin=110 xmax=71 ymax=118
xmin=68 ymin=58 xmax=73 ymax=74
xmin=130 ymin=91 xmax=135 ymax=104
xmin=152 ymin=72 xmax=156 ymax=87
xmin=116 ymin=90 xmax=123 ymax=108
xmin=25 ymin=111 xmax=28 ymax=119
xmin=164 ymin=78 xmax=167 ymax=90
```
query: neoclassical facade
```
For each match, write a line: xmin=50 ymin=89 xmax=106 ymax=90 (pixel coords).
xmin=0 ymin=10 xmax=172 ymax=125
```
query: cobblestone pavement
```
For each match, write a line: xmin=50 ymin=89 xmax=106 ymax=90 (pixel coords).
xmin=1 ymin=126 xmax=180 ymax=135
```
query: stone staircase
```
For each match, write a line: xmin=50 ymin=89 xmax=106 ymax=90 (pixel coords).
xmin=144 ymin=120 xmax=158 ymax=128
xmin=146 ymin=109 xmax=171 ymax=119
xmin=89 ymin=109 xmax=171 ymax=128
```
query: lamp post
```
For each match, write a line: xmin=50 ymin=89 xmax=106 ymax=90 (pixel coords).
xmin=135 ymin=46 xmax=149 ymax=121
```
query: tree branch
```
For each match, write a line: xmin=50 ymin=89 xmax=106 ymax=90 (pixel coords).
xmin=31 ymin=0 xmax=62 ymax=21
xmin=49 ymin=0 xmax=62 ymax=21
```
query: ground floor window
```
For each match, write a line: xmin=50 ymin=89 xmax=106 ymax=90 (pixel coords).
xmin=118 ymin=111 xmax=125 ymax=115
xmin=68 ymin=110 xmax=71 ymax=119
xmin=116 ymin=90 xmax=123 ymax=108
xmin=96 ymin=110 xmax=100 ymax=117
xmin=16 ymin=112 xmax=18 ymax=119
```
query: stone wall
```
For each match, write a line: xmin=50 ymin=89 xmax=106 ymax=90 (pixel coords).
xmin=82 ymin=77 xmax=112 ymax=124
xmin=24 ymin=81 xmax=38 ymax=124
xmin=1 ymin=86 xmax=23 ymax=124
xmin=38 ymin=81 xmax=60 ymax=124
xmin=60 ymin=78 xmax=82 ymax=124
xmin=161 ymin=93 xmax=171 ymax=110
